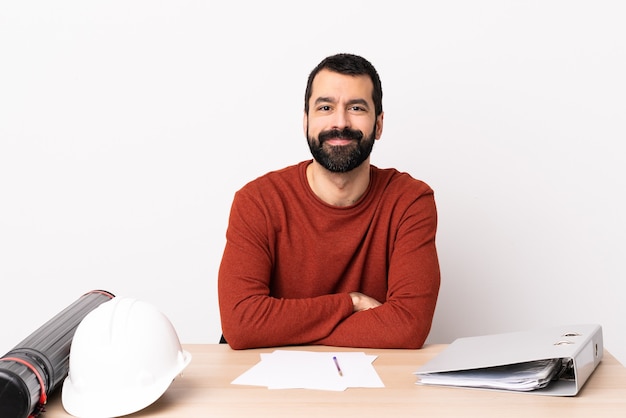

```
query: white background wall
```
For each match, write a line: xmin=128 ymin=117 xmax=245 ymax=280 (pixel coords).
xmin=2 ymin=1 xmax=625 ymax=365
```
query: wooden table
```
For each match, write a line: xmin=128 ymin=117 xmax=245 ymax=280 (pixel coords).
xmin=43 ymin=344 xmax=626 ymax=418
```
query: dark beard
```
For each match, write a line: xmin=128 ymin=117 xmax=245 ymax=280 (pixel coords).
xmin=307 ymin=126 xmax=376 ymax=173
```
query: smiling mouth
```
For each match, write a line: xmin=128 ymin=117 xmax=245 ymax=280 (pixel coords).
xmin=318 ymin=128 xmax=363 ymax=145
xmin=324 ymin=137 xmax=355 ymax=146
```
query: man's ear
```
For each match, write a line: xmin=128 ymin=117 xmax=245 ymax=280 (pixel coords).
xmin=302 ymin=112 xmax=308 ymax=136
xmin=375 ymin=112 xmax=384 ymax=140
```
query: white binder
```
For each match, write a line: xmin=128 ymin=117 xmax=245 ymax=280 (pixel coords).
xmin=414 ymin=324 xmax=603 ymax=396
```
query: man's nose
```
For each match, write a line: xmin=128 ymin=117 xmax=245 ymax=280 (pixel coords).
xmin=330 ymin=108 xmax=350 ymax=130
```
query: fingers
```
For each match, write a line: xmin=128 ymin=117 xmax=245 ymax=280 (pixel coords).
xmin=349 ymin=292 xmax=382 ymax=312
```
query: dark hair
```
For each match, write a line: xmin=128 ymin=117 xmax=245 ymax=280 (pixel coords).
xmin=304 ymin=53 xmax=383 ymax=117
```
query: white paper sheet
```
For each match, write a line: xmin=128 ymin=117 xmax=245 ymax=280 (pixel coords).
xmin=231 ymin=350 xmax=384 ymax=391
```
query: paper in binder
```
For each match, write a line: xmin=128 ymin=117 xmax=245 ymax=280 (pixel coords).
xmin=414 ymin=324 xmax=603 ymax=396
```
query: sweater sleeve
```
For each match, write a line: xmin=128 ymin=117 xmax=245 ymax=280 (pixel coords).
xmin=313 ymin=191 xmax=440 ymax=349
xmin=217 ymin=188 xmax=355 ymax=349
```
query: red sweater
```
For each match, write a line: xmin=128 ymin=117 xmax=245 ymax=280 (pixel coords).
xmin=218 ymin=160 xmax=440 ymax=349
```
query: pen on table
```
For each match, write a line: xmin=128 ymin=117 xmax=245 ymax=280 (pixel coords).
xmin=333 ymin=356 xmax=343 ymax=377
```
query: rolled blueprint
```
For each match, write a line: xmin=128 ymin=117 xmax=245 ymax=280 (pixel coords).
xmin=0 ymin=290 xmax=115 ymax=418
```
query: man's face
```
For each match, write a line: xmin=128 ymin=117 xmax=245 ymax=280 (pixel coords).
xmin=304 ymin=69 xmax=383 ymax=173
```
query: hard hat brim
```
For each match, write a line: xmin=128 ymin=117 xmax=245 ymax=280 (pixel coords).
xmin=61 ymin=350 xmax=191 ymax=418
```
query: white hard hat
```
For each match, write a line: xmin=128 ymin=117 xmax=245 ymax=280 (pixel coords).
xmin=62 ymin=297 xmax=192 ymax=418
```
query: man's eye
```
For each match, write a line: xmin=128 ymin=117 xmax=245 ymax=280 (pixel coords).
xmin=318 ymin=105 xmax=331 ymax=111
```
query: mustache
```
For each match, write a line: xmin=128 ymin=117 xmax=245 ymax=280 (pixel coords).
xmin=318 ymin=128 xmax=364 ymax=144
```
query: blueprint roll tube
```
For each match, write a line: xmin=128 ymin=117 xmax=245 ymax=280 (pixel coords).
xmin=0 ymin=290 xmax=115 ymax=418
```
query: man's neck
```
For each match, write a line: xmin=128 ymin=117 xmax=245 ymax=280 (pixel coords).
xmin=306 ymin=160 xmax=371 ymax=207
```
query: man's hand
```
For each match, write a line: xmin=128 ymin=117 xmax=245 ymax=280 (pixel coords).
xmin=349 ymin=292 xmax=382 ymax=312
